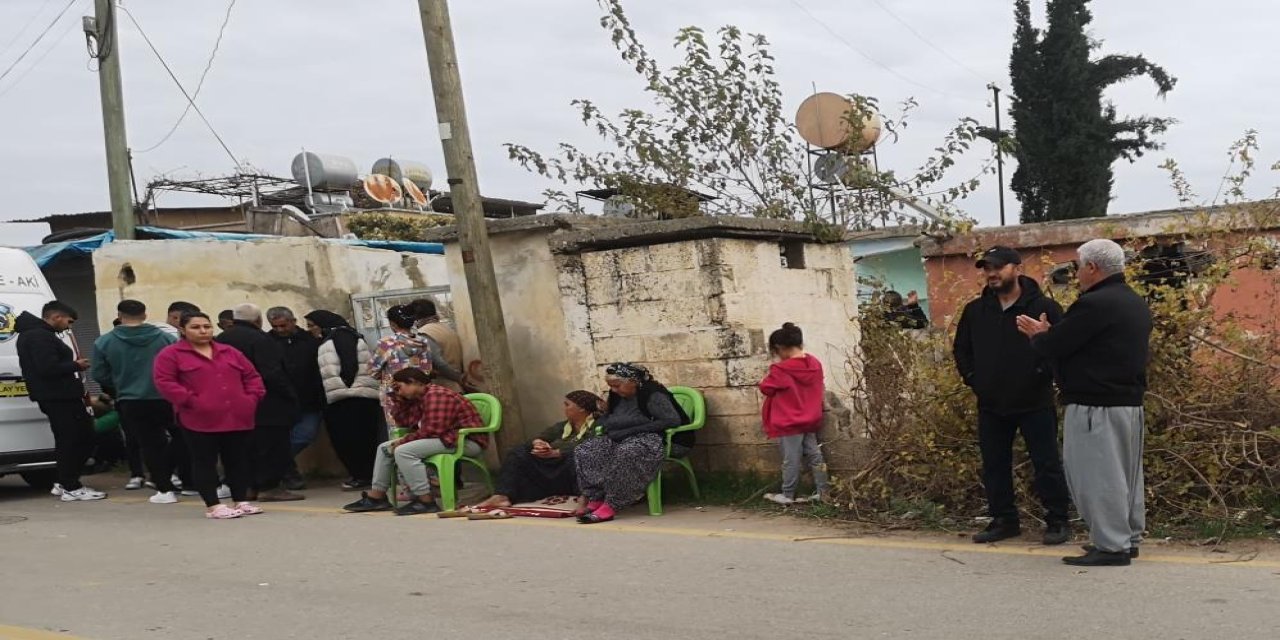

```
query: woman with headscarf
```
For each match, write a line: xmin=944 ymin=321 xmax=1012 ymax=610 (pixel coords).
xmin=304 ymin=310 xmax=383 ymax=491
xmin=574 ymin=363 xmax=690 ymax=524
xmin=473 ymin=390 xmax=604 ymax=511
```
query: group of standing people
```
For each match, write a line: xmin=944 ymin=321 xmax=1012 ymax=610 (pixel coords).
xmin=14 ymin=294 xmax=469 ymax=520
xmin=954 ymin=239 xmax=1153 ymax=567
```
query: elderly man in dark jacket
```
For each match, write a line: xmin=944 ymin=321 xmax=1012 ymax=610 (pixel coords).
xmin=14 ymin=301 xmax=105 ymax=501
xmin=266 ymin=306 xmax=323 ymax=490
xmin=954 ymin=246 xmax=1071 ymax=546
xmin=1018 ymin=239 xmax=1153 ymax=567
xmin=217 ymin=303 xmax=303 ymax=501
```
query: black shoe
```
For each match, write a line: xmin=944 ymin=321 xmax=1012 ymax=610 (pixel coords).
xmin=282 ymin=470 xmax=307 ymax=492
xmin=343 ymin=492 xmax=392 ymax=513
xmin=395 ymin=499 xmax=441 ymax=516
xmin=1063 ymin=549 xmax=1131 ymax=566
xmin=1082 ymin=544 xmax=1139 ymax=558
xmin=972 ymin=519 xmax=1021 ymax=544
xmin=341 ymin=478 xmax=372 ymax=492
xmin=1042 ymin=521 xmax=1071 ymax=546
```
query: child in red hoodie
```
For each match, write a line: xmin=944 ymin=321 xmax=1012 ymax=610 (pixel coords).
xmin=759 ymin=323 xmax=830 ymax=505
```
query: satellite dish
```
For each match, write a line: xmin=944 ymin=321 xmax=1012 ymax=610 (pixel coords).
xmin=795 ymin=92 xmax=883 ymax=153
xmin=402 ymin=178 xmax=429 ymax=209
xmin=362 ymin=174 xmax=402 ymax=205
xmin=602 ymin=195 xmax=635 ymax=218
xmin=814 ymin=153 xmax=848 ymax=184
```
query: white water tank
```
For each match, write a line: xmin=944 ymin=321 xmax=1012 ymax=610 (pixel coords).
xmin=291 ymin=152 xmax=359 ymax=190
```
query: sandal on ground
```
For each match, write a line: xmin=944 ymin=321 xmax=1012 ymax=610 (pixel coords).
xmin=576 ymin=512 xmax=614 ymax=525
xmin=235 ymin=502 xmax=264 ymax=515
xmin=467 ymin=509 xmax=512 ymax=520
xmin=206 ymin=504 xmax=242 ymax=520
xmin=437 ymin=506 xmax=476 ymax=518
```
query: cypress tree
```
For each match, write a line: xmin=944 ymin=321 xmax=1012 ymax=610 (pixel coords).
xmin=1008 ymin=0 xmax=1176 ymax=223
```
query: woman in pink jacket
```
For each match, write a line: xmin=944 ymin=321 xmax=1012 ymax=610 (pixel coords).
xmin=153 ymin=312 xmax=266 ymax=519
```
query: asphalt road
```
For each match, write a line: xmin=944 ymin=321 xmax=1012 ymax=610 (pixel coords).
xmin=1 ymin=473 xmax=1278 ymax=640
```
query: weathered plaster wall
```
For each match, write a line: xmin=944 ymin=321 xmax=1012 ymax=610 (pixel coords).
xmin=91 ymin=237 xmax=448 ymax=474
xmin=441 ymin=231 xmax=598 ymax=442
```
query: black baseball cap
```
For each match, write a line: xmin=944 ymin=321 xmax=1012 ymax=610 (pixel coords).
xmin=975 ymin=246 xmax=1022 ymax=269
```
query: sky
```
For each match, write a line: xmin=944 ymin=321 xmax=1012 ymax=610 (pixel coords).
xmin=1 ymin=0 xmax=1277 ymax=230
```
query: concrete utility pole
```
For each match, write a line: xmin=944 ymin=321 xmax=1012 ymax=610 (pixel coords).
xmin=988 ymin=83 xmax=1006 ymax=227
xmin=416 ymin=0 xmax=523 ymax=448
xmin=91 ymin=0 xmax=135 ymax=239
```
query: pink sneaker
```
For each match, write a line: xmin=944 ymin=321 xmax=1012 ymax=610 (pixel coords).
xmin=205 ymin=504 xmax=242 ymax=519
xmin=235 ymin=502 xmax=264 ymax=515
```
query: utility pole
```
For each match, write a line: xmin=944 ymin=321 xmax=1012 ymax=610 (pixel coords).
xmin=988 ymin=83 xmax=1006 ymax=227
xmin=416 ymin=0 xmax=523 ymax=449
xmin=90 ymin=0 xmax=135 ymax=239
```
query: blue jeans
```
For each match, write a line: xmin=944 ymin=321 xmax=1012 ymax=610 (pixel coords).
xmin=290 ymin=411 xmax=323 ymax=457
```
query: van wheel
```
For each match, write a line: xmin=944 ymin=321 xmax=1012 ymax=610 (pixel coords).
xmin=20 ymin=470 xmax=58 ymax=489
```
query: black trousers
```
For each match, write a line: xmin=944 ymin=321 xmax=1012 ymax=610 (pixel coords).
xmin=252 ymin=424 xmax=293 ymax=492
xmin=495 ymin=447 xmax=578 ymax=503
xmin=978 ymin=407 xmax=1071 ymax=523
xmin=323 ymin=398 xmax=381 ymax=482
xmin=36 ymin=400 xmax=95 ymax=491
xmin=184 ymin=429 xmax=252 ymax=507
xmin=116 ymin=399 xmax=179 ymax=493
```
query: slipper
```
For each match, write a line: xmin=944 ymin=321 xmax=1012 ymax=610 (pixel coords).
xmin=576 ymin=512 xmax=614 ymax=525
xmin=437 ymin=506 xmax=481 ymax=518
xmin=467 ymin=509 xmax=512 ymax=520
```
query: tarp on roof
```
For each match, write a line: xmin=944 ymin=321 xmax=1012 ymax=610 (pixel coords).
xmin=24 ymin=226 xmax=444 ymax=268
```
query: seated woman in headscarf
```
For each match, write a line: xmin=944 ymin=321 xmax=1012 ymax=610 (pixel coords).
xmin=474 ymin=390 xmax=603 ymax=511
xmin=574 ymin=363 xmax=689 ymax=524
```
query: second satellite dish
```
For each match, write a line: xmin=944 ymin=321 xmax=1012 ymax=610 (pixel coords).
xmin=363 ymin=174 xmax=403 ymax=204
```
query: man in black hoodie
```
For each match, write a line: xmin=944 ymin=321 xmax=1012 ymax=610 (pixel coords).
xmin=217 ymin=303 xmax=303 ymax=502
xmin=954 ymin=246 xmax=1070 ymax=545
xmin=14 ymin=301 xmax=106 ymax=501
xmin=1018 ymin=239 xmax=1153 ymax=567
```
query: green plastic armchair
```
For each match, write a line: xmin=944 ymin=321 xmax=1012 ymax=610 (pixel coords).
xmin=389 ymin=393 xmax=502 ymax=511
xmin=645 ymin=386 xmax=706 ymax=516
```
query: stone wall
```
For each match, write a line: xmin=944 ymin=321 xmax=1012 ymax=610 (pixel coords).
xmin=560 ymin=237 xmax=862 ymax=474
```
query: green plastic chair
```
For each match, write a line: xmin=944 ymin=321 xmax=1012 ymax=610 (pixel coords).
xmin=389 ymin=393 xmax=502 ymax=512
xmin=645 ymin=386 xmax=706 ymax=516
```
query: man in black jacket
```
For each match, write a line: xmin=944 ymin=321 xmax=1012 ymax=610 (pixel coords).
xmin=14 ymin=301 xmax=106 ymax=501
xmin=1018 ymin=239 xmax=1153 ymax=567
xmin=217 ymin=303 xmax=303 ymax=502
xmin=954 ymin=246 xmax=1071 ymax=545
xmin=266 ymin=306 xmax=323 ymax=491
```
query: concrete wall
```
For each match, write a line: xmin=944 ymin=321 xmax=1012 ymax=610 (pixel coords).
xmin=561 ymin=238 xmax=861 ymax=474
xmin=91 ymin=237 xmax=449 ymax=475
xmin=440 ymin=231 xmax=598 ymax=442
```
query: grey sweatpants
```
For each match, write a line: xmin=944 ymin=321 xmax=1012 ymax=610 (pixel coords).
xmin=1063 ymin=405 xmax=1145 ymax=553
xmin=778 ymin=433 xmax=831 ymax=499
xmin=370 ymin=438 xmax=481 ymax=497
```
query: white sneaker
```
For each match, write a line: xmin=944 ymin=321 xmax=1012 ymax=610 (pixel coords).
xmin=61 ymin=486 xmax=108 ymax=502
xmin=216 ymin=484 xmax=231 ymax=500
xmin=171 ymin=475 xmax=184 ymax=490
xmin=149 ymin=491 xmax=178 ymax=504
xmin=126 ymin=476 xmax=145 ymax=490
xmin=50 ymin=483 xmax=64 ymax=497
xmin=764 ymin=493 xmax=796 ymax=505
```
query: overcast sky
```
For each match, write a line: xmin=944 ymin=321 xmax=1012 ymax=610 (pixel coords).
xmin=1 ymin=0 xmax=1277 ymax=229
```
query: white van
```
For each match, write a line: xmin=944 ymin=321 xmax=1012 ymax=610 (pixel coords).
xmin=0 ymin=247 xmax=62 ymax=487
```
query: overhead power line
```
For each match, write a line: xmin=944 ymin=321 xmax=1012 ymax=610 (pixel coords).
xmin=0 ymin=0 xmax=80 ymax=85
xmin=0 ymin=9 xmax=81 ymax=99
xmin=0 ymin=0 xmax=58 ymax=59
xmin=785 ymin=0 xmax=982 ymax=105
xmin=118 ymin=5 xmax=244 ymax=171
xmin=136 ymin=0 xmax=237 ymax=153
xmin=864 ymin=0 xmax=990 ymax=83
